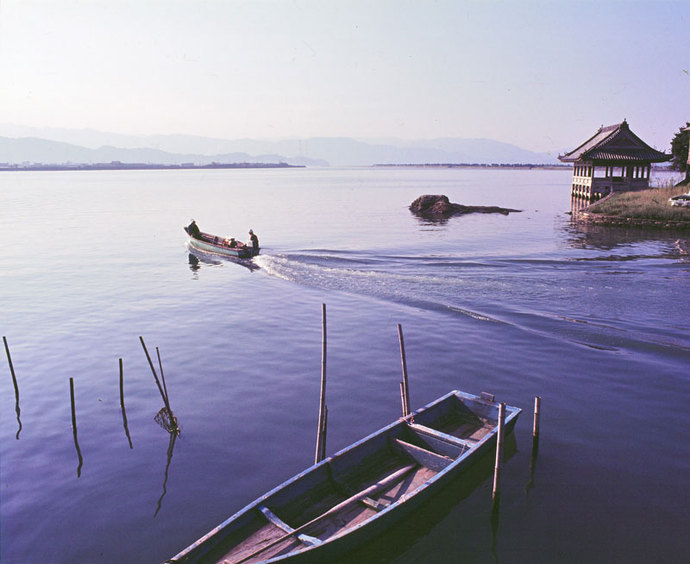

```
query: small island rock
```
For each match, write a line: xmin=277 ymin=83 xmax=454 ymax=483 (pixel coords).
xmin=409 ymin=194 xmax=521 ymax=219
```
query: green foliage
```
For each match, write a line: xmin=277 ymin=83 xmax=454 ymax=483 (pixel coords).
xmin=670 ymin=122 xmax=689 ymax=173
xmin=588 ymin=186 xmax=690 ymax=221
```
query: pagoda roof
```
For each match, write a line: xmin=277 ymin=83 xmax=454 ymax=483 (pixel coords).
xmin=558 ymin=120 xmax=670 ymax=163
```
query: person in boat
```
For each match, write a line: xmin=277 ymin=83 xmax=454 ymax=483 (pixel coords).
xmin=248 ymin=229 xmax=259 ymax=255
xmin=228 ymin=237 xmax=237 ymax=248
xmin=187 ymin=219 xmax=201 ymax=239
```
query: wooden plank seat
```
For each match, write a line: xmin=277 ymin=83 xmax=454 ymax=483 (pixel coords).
xmin=408 ymin=422 xmax=474 ymax=449
xmin=359 ymin=496 xmax=390 ymax=511
xmin=393 ymin=438 xmax=453 ymax=472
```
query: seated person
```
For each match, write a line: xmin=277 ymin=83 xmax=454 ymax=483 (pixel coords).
xmin=187 ymin=219 xmax=201 ymax=239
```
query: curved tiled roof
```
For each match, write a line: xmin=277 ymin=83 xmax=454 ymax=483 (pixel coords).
xmin=558 ymin=120 xmax=670 ymax=163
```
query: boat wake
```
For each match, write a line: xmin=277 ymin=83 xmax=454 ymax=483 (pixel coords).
xmin=254 ymin=251 xmax=506 ymax=322
xmin=254 ymin=249 xmax=690 ymax=355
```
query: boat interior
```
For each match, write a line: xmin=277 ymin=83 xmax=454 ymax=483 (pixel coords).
xmin=187 ymin=394 xmax=500 ymax=564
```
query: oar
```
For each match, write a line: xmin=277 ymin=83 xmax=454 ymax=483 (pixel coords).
xmin=234 ymin=464 xmax=416 ymax=564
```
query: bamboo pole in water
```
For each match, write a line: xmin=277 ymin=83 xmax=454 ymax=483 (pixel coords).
xmin=492 ymin=402 xmax=506 ymax=501
xmin=3 ymin=336 xmax=19 ymax=399
xmin=156 ymin=346 xmax=170 ymax=406
xmin=70 ymin=377 xmax=78 ymax=431
xmin=399 ymin=381 xmax=407 ymax=417
xmin=397 ymin=324 xmax=410 ymax=416
xmin=70 ymin=377 xmax=84 ymax=477
xmin=315 ymin=304 xmax=328 ymax=464
xmin=119 ymin=358 xmax=125 ymax=407
xmin=533 ymin=396 xmax=541 ymax=439
xmin=140 ymin=336 xmax=173 ymax=415
xmin=320 ymin=405 xmax=328 ymax=462
xmin=531 ymin=395 xmax=542 ymax=457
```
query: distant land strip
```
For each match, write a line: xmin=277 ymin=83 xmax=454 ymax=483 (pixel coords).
xmin=0 ymin=161 xmax=304 ymax=172
xmin=375 ymin=163 xmax=570 ymax=169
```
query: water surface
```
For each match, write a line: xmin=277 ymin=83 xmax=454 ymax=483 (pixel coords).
xmin=1 ymin=167 xmax=688 ymax=563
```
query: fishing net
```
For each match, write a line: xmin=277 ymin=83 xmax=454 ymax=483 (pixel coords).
xmin=155 ymin=407 xmax=180 ymax=435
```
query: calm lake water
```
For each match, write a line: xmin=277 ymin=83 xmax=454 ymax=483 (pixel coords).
xmin=1 ymin=167 xmax=688 ymax=563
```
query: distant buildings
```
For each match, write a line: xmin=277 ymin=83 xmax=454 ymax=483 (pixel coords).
xmin=559 ymin=120 xmax=670 ymax=202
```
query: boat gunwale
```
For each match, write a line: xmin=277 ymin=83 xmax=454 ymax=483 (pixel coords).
xmin=166 ymin=390 xmax=520 ymax=563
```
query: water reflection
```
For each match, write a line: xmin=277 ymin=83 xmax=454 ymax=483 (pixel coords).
xmin=413 ymin=215 xmax=452 ymax=227
xmin=490 ymin=494 xmax=501 ymax=564
xmin=154 ymin=430 xmax=178 ymax=517
xmin=3 ymin=336 xmax=22 ymax=440
xmin=119 ymin=359 xmax=133 ymax=449
xmin=570 ymin=194 xmax=593 ymax=214
xmin=525 ymin=435 xmax=540 ymax=496
xmin=187 ymin=249 xmax=260 ymax=273
xmin=188 ymin=252 xmax=200 ymax=273
xmin=565 ymin=215 xmax=689 ymax=256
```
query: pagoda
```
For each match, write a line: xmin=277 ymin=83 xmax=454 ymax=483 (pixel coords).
xmin=559 ymin=120 xmax=670 ymax=202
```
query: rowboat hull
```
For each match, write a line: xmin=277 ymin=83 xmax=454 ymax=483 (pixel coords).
xmin=167 ymin=390 xmax=520 ymax=563
xmin=185 ymin=227 xmax=258 ymax=259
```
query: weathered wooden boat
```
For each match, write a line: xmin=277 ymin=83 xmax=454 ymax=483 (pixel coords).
xmin=166 ymin=390 xmax=521 ymax=563
xmin=184 ymin=227 xmax=258 ymax=259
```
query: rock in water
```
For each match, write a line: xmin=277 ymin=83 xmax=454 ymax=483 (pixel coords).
xmin=409 ymin=194 xmax=521 ymax=220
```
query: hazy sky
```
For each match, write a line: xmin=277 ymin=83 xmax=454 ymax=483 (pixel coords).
xmin=0 ymin=0 xmax=687 ymax=151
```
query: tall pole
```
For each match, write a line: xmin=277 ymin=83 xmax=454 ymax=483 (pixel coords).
xmin=315 ymin=304 xmax=328 ymax=464
xmin=70 ymin=377 xmax=84 ymax=477
xmin=492 ymin=402 xmax=506 ymax=501
xmin=533 ymin=396 xmax=541 ymax=449
xmin=397 ymin=324 xmax=410 ymax=417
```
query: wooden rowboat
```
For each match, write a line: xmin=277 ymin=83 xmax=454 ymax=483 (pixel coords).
xmin=184 ymin=227 xmax=258 ymax=259
xmin=166 ymin=390 xmax=521 ymax=563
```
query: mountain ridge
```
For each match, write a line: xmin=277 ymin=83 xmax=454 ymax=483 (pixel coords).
xmin=0 ymin=124 xmax=561 ymax=167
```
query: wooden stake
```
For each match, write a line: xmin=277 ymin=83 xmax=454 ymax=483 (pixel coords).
xmin=315 ymin=304 xmax=328 ymax=464
xmin=156 ymin=346 xmax=170 ymax=406
xmin=119 ymin=358 xmax=125 ymax=407
xmin=3 ymin=336 xmax=19 ymax=399
xmin=139 ymin=336 xmax=173 ymax=416
xmin=140 ymin=337 xmax=178 ymax=435
xmin=319 ymin=405 xmax=328 ymax=463
xmin=397 ymin=324 xmax=410 ymax=416
xmin=399 ymin=381 xmax=407 ymax=417
xmin=70 ymin=377 xmax=83 ymax=477
xmin=70 ymin=377 xmax=78 ymax=431
xmin=532 ymin=395 xmax=541 ymax=456
xmin=492 ymin=402 xmax=506 ymax=501
xmin=533 ymin=396 xmax=541 ymax=439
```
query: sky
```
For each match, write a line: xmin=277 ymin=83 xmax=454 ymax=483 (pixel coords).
xmin=0 ymin=0 xmax=687 ymax=152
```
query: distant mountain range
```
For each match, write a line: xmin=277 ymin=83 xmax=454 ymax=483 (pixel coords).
xmin=0 ymin=124 xmax=561 ymax=167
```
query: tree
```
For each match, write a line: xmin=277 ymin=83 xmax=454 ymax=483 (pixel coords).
xmin=670 ymin=122 xmax=689 ymax=182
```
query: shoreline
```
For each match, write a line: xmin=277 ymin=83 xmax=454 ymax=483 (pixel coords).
xmin=0 ymin=162 xmax=304 ymax=172
xmin=574 ymin=184 xmax=690 ymax=230
xmin=573 ymin=209 xmax=690 ymax=230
